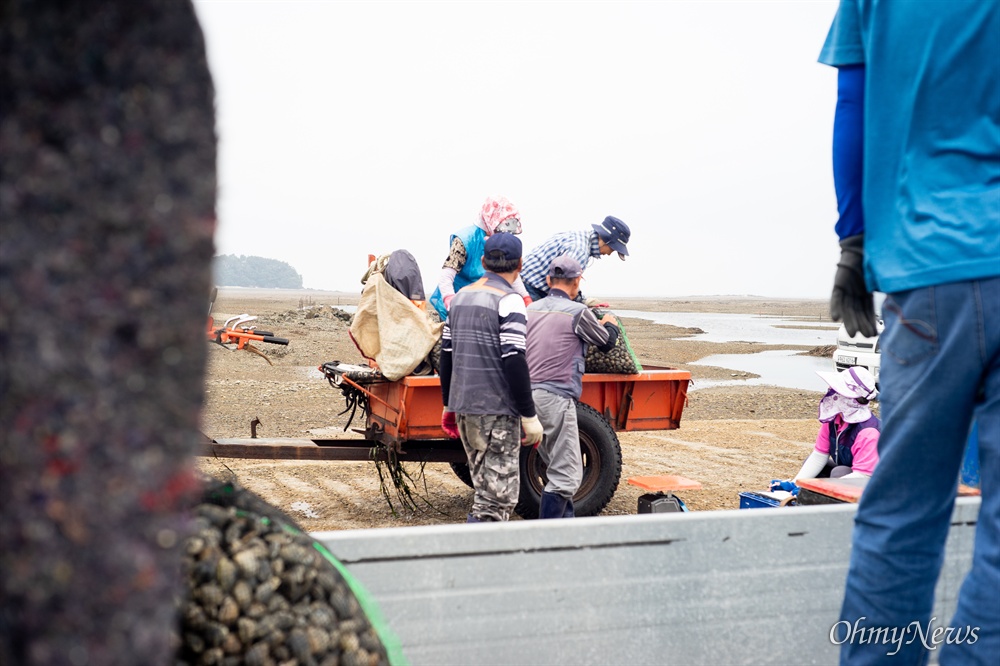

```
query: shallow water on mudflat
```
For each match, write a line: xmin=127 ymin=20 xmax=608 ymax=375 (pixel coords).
xmin=691 ymin=350 xmax=833 ymax=392
xmin=616 ymin=310 xmax=839 ymax=346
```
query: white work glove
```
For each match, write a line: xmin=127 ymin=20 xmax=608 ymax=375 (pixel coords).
xmin=793 ymin=450 xmax=829 ymax=482
xmin=521 ymin=415 xmax=543 ymax=447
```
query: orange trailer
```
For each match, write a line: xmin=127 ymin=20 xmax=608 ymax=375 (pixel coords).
xmin=203 ymin=363 xmax=690 ymax=519
xmin=356 ymin=366 xmax=688 ymax=445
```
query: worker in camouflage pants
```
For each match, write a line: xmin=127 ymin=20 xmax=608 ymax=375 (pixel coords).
xmin=455 ymin=415 xmax=522 ymax=520
xmin=439 ymin=233 xmax=543 ymax=522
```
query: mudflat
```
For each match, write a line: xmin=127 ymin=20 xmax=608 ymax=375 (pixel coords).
xmin=200 ymin=288 xmax=842 ymax=529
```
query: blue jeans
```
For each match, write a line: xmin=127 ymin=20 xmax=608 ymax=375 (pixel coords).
xmin=839 ymin=278 xmax=999 ymax=665
xmin=524 ymin=281 xmax=548 ymax=302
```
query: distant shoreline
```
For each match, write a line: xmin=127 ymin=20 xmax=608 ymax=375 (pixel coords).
xmin=215 ymin=286 xmax=828 ymax=314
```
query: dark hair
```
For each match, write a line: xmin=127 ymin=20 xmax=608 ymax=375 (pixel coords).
xmin=548 ymin=275 xmax=577 ymax=288
xmin=483 ymin=253 xmax=519 ymax=273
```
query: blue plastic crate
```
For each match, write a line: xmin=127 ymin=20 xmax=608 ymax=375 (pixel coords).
xmin=739 ymin=491 xmax=784 ymax=509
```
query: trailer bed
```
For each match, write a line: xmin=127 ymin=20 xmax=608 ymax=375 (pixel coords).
xmin=200 ymin=364 xmax=690 ymax=519
xmin=202 ymin=365 xmax=690 ymax=460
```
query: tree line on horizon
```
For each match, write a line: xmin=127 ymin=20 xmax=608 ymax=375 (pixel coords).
xmin=213 ymin=254 xmax=303 ymax=289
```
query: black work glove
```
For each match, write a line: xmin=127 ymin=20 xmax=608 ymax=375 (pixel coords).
xmin=831 ymin=234 xmax=877 ymax=338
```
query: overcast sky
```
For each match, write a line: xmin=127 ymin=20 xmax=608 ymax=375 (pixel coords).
xmin=192 ymin=0 xmax=842 ymax=299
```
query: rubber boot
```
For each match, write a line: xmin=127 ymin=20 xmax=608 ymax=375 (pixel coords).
xmin=539 ymin=491 xmax=569 ymax=519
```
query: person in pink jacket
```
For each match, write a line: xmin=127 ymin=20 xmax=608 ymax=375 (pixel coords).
xmin=793 ymin=366 xmax=881 ymax=482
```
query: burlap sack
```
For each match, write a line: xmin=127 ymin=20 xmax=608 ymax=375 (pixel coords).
xmin=350 ymin=273 xmax=443 ymax=380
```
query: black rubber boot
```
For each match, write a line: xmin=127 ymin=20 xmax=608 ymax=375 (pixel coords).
xmin=563 ymin=499 xmax=575 ymax=518
xmin=539 ymin=491 xmax=569 ymax=519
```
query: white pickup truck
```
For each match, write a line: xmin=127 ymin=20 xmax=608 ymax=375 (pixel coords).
xmin=831 ymin=292 xmax=886 ymax=387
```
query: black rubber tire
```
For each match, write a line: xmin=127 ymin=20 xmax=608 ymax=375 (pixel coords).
xmin=515 ymin=402 xmax=622 ymax=519
xmin=450 ymin=462 xmax=474 ymax=488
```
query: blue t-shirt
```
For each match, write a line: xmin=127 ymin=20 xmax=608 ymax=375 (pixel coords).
xmin=820 ymin=1 xmax=1000 ymax=293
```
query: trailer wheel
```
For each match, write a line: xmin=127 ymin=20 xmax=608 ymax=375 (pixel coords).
xmin=450 ymin=462 xmax=474 ymax=488
xmin=515 ymin=402 xmax=622 ymax=519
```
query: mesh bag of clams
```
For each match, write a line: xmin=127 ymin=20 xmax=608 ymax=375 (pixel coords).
xmin=584 ymin=309 xmax=644 ymax=374
xmin=177 ymin=479 xmax=405 ymax=666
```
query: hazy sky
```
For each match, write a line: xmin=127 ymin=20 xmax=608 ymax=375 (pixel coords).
xmin=192 ymin=0 xmax=842 ymax=298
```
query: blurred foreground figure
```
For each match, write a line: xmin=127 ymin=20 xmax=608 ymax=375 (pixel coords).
xmin=0 ymin=2 xmax=216 ymax=663
xmin=820 ymin=1 xmax=999 ymax=663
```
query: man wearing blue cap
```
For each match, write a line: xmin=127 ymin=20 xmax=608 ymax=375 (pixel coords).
xmin=439 ymin=232 xmax=544 ymax=522
xmin=526 ymin=255 xmax=620 ymax=519
xmin=520 ymin=216 xmax=631 ymax=303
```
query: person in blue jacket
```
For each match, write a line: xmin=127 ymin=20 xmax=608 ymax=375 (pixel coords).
xmin=429 ymin=196 xmax=531 ymax=320
xmin=820 ymin=2 xmax=999 ymax=663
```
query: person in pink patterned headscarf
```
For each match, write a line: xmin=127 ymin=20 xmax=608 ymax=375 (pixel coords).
xmin=476 ymin=196 xmax=521 ymax=235
xmin=429 ymin=195 xmax=531 ymax=320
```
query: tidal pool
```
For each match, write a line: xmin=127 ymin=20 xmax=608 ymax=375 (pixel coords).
xmin=690 ymin=350 xmax=834 ymax=391
xmin=616 ymin=310 xmax=839 ymax=346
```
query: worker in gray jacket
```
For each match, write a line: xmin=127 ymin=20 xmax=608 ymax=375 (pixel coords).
xmin=526 ymin=255 xmax=620 ymax=518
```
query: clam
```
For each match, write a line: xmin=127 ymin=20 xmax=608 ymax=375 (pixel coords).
xmin=233 ymin=549 xmax=260 ymax=579
xmin=339 ymin=630 xmax=360 ymax=653
xmin=232 ymin=579 xmax=252 ymax=610
xmin=203 ymin=620 xmax=229 ymax=647
xmin=186 ymin=536 xmax=206 ymax=557
xmin=267 ymin=595 xmax=290 ymax=613
xmin=341 ymin=647 xmax=367 ymax=666
xmin=196 ymin=582 xmax=224 ymax=609
xmin=215 ymin=556 xmax=237 ymax=592
xmin=254 ymin=576 xmax=280 ymax=604
xmin=272 ymin=609 xmax=296 ymax=631
xmin=184 ymin=602 xmax=208 ymax=631
xmin=306 ymin=626 xmax=331 ymax=654
xmin=176 ymin=484 xmax=390 ymax=665
xmin=246 ymin=601 xmax=267 ymax=619
xmin=243 ymin=642 xmax=270 ymax=666
xmin=288 ymin=628 xmax=311 ymax=662
xmin=237 ymin=617 xmax=257 ymax=644
xmin=359 ymin=628 xmax=383 ymax=653
xmin=217 ymin=596 xmax=239 ymax=625
xmin=267 ymin=628 xmax=286 ymax=650
xmin=200 ymin=646 xmax=224 ymax=665
xmin=223 ymin=519 xmax=243 ymax=546
xmin=221 ymin=631 xmax=241 ymax=655
xmin=197 ymin=504 xmax=231 ymax=527
xmin=184 ymin=632 xmax=205 ymax=655
xmin=279 ymin=543 xmax=314 ymax=567
xmin=308 ymin=605 xmax=336 ymax=628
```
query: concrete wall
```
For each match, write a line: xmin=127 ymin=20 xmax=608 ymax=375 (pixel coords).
xmin=317 ymin=499 xmax=979 ymax=666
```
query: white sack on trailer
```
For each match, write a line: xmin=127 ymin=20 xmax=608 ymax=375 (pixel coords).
xmin=351 ymin=273 xmax=442 ymax=381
